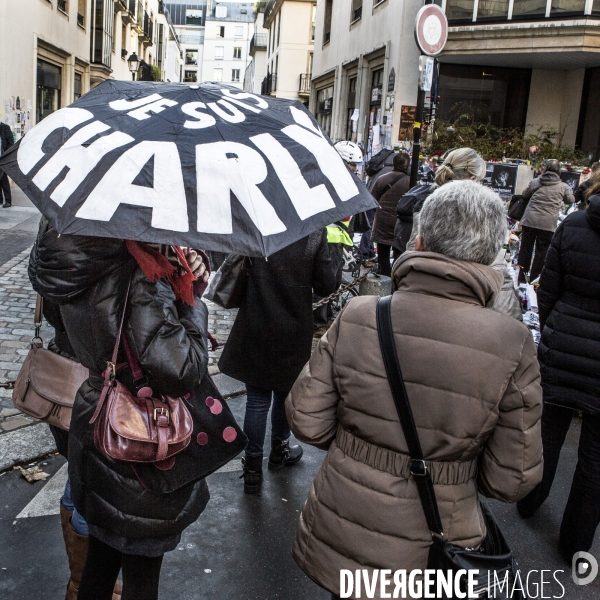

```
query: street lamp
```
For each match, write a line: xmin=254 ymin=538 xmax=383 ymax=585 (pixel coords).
xmin=127 ymin=52 xmax=140 ymax=81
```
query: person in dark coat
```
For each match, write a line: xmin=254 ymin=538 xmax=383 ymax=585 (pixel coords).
xmin=370 ymin=152 xmax=411 ymax=277
xmin=517 ymin=194 xmax=600 ymax=563
xmin=0 ymin=121 xmax=15 ymax=207
xmin=573 ymin=162 xmax=599 ymax=210
xmin=517 ymin=159 xmax=575 ymax=283
xmin=219 ymin=231 xmax=337 ymax=494
xmin=394 ymin=183 xmax=436 ymax=253
xmin=32 ymin=227 xmax=210 ymax=600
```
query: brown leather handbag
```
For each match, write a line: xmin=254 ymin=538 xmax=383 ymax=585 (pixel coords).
xmin=89 ymin=278 xmax=194 ymax=464
xmin=12 ymin=295 xmax=89 ymax=431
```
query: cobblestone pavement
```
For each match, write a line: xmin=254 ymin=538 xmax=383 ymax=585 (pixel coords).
xmin=0 ymin=246 xmax=236 ymax=438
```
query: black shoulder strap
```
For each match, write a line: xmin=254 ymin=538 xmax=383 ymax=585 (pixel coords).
xmin=376 ymin=295 xmax=445 ymax=540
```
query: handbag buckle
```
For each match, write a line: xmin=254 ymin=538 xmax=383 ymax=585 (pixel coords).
xmin=410 ymin=459 xmax=428 ymax=477
xmin=153 ymin=407 xmax=170 ymax=425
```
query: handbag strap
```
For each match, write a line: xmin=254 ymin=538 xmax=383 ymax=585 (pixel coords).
xmin=90 ymin=275 xmax=133 ymax=425
xmin=33 ymin=294 xmax=44 ymax=344
xmin=376 ymin=295 xmax=446 ymax=540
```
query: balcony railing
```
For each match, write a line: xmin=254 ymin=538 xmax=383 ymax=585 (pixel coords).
xmin=77 ymin=12 xmax=84 ymax=27
xmin=141 ymin=11 xmax=153 ymax=45
xmin=250 ymin=33 xmax=268 ymax=55
xmin=261 ymin=72 xmax=277 ymax=95
xmin=115 ymin=0 xmax=127 ymax=11
xmin=299 ymin=74 xmax=310 ymax=95
xmin=57 ymin=0 xmax=67 ymax=13
xmin=352 ymin=6 xmax=362 ymax=22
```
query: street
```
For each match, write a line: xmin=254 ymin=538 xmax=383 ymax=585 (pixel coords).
xmin=0 ymin=203 xmax=598 ymax=599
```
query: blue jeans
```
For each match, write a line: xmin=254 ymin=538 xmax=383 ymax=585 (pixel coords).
xmin=244 ymin=385 xmax=291 ymax=457
xmin=61 ymin=477 xmax=89 ymax=536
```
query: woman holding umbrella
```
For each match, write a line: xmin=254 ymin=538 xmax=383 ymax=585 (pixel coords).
xmin=31 ymin=228 xmax=211 ymax=600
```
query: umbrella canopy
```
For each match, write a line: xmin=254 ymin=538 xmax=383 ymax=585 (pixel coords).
xmin=0 ymin=81 xmax=377 ymax=257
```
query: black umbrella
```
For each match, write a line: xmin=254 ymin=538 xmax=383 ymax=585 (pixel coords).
xmin=0 ymin=81 xmax=376 ymax=257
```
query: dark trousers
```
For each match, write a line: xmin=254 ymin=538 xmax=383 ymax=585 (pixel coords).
xmin=377 ymin=243 xmax=400 ymax=278
xmin=78 ymin=536 xmax=163 ymax=600
xmin=517 ymin=225 xmax=554 ymax=283
xmin=0 ymin=172 xmax=11 ymax=205
xmin=244 ymin=385 xmax=291 ymax=457
xmin=517 ymin=403 xmax=600 ymax=561
xmin=359 ymin=209 xmax=376 ymax=259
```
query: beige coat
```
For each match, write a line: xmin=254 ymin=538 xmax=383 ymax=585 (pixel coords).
xmin=286 ymin=252 xmax=543 ymax=598
xmin=520 ymin=172 xmax=575 ymax=232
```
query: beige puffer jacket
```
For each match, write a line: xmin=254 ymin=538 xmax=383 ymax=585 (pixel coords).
xmin=286 ymin=252 xmax=543 ymax=599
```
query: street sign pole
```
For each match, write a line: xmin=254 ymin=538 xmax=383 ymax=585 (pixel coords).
xmin=411 ymin=1 xmax=448 ymax=188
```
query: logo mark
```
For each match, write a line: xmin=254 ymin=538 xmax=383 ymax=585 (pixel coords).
xmin=572 ymin=552 xmax=598 ymax=586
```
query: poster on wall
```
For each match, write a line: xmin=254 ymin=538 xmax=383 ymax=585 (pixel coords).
xmin=398 ymin=105 xmax=416 ymax=141
xmin=482 ymin=163 xmax=518 ymax=195
xmin=560 ymin=170 xmax=581 ymax=194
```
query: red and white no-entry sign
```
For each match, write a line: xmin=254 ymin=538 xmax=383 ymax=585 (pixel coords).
xmin=415 ymin=4 xmax=448 ymax=57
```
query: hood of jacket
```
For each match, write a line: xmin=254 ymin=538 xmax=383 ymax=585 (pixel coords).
xmin=32 ymin=218 xmax=129 ymax=305
xmin=587 ymin=194 xmax=600 ymax=232
xmin=538 ymin=171 xmax=562 ymax=186
xmin=392 ymin=251 xmax=503 ymax=308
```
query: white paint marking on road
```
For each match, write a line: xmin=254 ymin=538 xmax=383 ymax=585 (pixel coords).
xmin=16 ymin=463 xmax=67 ymax=518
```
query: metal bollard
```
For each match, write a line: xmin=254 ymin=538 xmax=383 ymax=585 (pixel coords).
xmin=359 ymin=273 xmax=392 ymax=297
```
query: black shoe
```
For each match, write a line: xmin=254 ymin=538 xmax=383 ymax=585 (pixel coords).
xmin=268 ymin=438 xmax=303 ymax=471
xmin=2 ymin=202 xmax=11 ymax=208
xmin=240 ymin=454 xmax=263 ymax=494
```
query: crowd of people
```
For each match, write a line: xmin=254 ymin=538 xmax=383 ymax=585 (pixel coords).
xmin=21 ymin=141 xmax=600 ymax=600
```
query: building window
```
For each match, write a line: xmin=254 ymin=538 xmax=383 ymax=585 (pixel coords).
xmin=233 ymin=46 xmax=242 ymax=59
xmin=186 ymin=50 xmax=198 ymax=65
xmin=351 ymin=0 xmax=362 ymax=23
xmin=316 ymin=86 xmax=334 ymax=137
xmin=550 ymin=0 xmax=586 ymax=15
xmin=77 ymin=0 xmax=86 ymax=27
xmin=232 ymin=69 xmax=240 ymax=82
xmin=91 ymin=0 xmax=114 ymax=69
xmin=577 ymin=67 xmax=600 ymax=160
xmin=184 ymin=70 xmax=198 ymax=82
xmin=235 ymin=26 xmax=243 ymax=38
xmin=74 ymin=72 xmax=82 ymax=100
xmin=446 ymin=0 xmax=475 ymax=22
xmin=217 ymin=25 xmax=225 ymax=37
xmin=121 ymin=21 xmax=127 ymax=56
xmin=437 ymin=63 xmax=531 ymax=129
xmin=57 ymin=0 xmax=68 ymax=14
xmin=512 ymin=0 xmax=548 ymax=19
xmin=311 ymin=4 xmax=316 ymax=41
xmin=323 ymin=0 xmax=333 ymax=45
xmin=186 ymin=9 xmax=202 ymax=26
xmin=276 ymin=13 xmax=281 ymax=46
xmin=476 ymin=0 xmax=509 ymax=20
xmin=594 ymin=0 xmax=600 ymax=14
xmin=37 ymin=59 xmax=61 ymax=123
xmin=215 ymin=46 xmax=224 ymax=60
xmin=216 ymin=5 xmax=227 ymax=18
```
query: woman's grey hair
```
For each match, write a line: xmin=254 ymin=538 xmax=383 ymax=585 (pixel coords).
xmin=434 ymin=147 xmax=486 ymax=186
xmin=418 ymin=180 xmax=507 ymax=265
xmin=544 ymin=159 xmax=561 ymax=175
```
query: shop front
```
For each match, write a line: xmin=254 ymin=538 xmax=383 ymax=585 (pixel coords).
xmin=37 ymin=59 xmax=61 ymax=122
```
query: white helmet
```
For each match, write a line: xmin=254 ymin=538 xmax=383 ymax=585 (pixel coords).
xmin=334 ymin=141 xmax=363 ymax=164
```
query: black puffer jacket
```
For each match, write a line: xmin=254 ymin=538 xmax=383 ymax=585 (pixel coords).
xmin=537 ymin=195 xmax=600 ymax=415
xmin=219 ymin=231 xmax=336 ymax=393
xmin=393 ymin=184 xmax=436 ymax=252
xmin=31 ymin=226 xmax=210 ymax=555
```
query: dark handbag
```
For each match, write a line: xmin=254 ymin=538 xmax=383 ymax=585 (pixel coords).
xmin=204 ymin=254 xmax=250 ymax=309
xmin=376 ymin=296 xmax=526 ymax=600
xmin=507 ymin=195 xmax=528 ymax=221
xmin=131 ymin=373 xmax=248 ymax=493
xmin=90 ymin=278 xmax=194 ymax=464
xmin=352 ymin=211 xmax=371 ymax=234
xmin=12 ymin=295 xmax=89 ymax=431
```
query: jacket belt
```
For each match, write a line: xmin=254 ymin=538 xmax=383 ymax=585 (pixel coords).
xmin=335 ymin=426 xmax=478 ymax=485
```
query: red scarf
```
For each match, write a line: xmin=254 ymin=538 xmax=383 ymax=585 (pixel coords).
xmin=126 ymin=240 xmax=196 ymax=305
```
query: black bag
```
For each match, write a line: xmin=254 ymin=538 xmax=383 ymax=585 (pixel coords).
xmin=352 ymin=211 xmax=371 ymax=234
xmin=365 ymin=148 xmax=394 ymax=177
xmin=376 ymin=296 xmax=526 ymax=600
xmin=204 ymin=254 xmax=250 ymax=309
xmin=507 ymin=195 xmax=528 ymax=221
xmin=131 ymin=373 xmax=247 ymax=494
